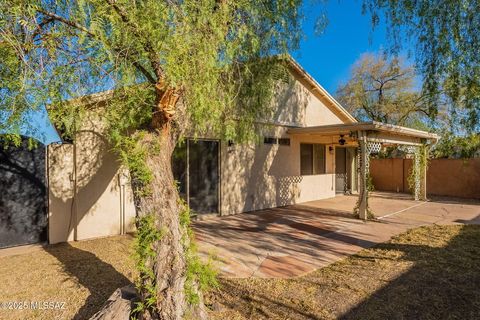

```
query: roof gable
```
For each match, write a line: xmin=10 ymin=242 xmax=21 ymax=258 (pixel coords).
xmin=285 ymin=56 xmax=357 ymax=124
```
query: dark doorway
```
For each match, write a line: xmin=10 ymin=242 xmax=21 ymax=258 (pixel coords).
xmin=172 ymin=139 xmax=220 ymax=214
xmin=0 ymin=138 xmax=48 ymax=248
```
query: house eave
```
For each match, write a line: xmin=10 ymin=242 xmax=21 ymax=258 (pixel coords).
xmin=287 ymin=121 xmax=439 ymax=143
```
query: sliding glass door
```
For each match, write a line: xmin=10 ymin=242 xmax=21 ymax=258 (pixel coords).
xmin=172 ymin=139 xmax=219 ymax=214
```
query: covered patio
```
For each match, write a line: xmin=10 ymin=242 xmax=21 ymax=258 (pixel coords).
xmin=194 ymin=193 xmax=480 ymax=278
xmin=288 ymin=121 xmax=439 ymax=219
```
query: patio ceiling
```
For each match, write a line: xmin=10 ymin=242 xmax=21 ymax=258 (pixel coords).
xmin=287 ymin=121 xmax=439 ymax=146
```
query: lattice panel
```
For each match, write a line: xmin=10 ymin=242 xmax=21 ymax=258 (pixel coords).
xmin=400 ymin=145 xmax=418 ymax=154
xmin=367 ymin=142 xmax=382 ymax=155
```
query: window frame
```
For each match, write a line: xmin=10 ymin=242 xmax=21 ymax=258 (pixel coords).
xmin=300 ymin=143 xmax=326 ymax=175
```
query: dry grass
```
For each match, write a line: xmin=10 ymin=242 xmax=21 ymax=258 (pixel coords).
xmin=0 ymin=235 xmax=135 ymax=320
xmin=206 ymin=224 xmax=480 ymax=319
xmin=0 ymin=225 xmax=479 ymax=320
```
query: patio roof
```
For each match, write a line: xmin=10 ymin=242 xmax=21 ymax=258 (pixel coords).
xmin=287 ymin=121 xmax=439 ymax=145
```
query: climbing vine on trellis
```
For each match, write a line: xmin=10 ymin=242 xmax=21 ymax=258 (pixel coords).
xmin=407 ymin=144 xmax=429 ymax=200
xmin=353 ymin=141 xmax=381 ymax=219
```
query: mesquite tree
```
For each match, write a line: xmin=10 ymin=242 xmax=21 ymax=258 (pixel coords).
xmin=0 ymin=0 xmax=302 ymax=318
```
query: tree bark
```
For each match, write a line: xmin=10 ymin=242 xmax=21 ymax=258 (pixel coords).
xmin=132 ymin=129 xmax=186 ymax=320
xmin=130 ymin=80 xmax=205 ymax=320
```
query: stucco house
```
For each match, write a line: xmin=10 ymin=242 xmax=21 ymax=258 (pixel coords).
xmin=0 ymin=57 xmax=438 ymax=248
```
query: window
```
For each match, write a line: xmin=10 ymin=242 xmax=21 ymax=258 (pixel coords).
xmin=264 ymin=137 xmax=277 ymax=144
xmin=278 ymin=138 xmax=290 ymax=146
xmin=300 ymin=143 xmax=326 ymax=175
xmin=264 ymin=137 xmax=291 ymax=146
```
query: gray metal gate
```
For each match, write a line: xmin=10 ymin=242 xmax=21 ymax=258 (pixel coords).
xmin=0 ymin=138 xmax=48 ymax=248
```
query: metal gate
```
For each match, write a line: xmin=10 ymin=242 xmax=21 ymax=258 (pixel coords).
xmin=0 ymin=138 xmax=48 ymax=248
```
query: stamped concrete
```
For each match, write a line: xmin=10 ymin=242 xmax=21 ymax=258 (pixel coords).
xmin=193 ymin=193 xmax=480 ymax=278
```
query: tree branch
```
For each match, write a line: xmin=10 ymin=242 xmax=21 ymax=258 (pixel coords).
xmin=36 ymin=8 xmax=157 ymax=84
xmin=37 ymin=9 xmax=96 ymax=37
xmin=104 ymin=0 xmax=162 ymax=79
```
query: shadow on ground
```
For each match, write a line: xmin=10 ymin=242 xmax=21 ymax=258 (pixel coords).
xmin=207 ymin=224 xmax=480 ymax=320
xmin=44 ymin=243 xmax=132 ymax=319
xmin=340 ymin=224 xmax=480 ymax=319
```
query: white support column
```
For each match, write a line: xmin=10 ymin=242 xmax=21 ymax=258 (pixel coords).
xmin=414 ymin=148 xmax=421 ymax=201
xmin=358 ymin=131 xmax=368 ymax=220
xmin=420 ymin=146 xmax=428 ymax=201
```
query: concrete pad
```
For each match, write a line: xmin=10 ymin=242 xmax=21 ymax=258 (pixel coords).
xmin=194 ymin=193 xmax=480 ymax=279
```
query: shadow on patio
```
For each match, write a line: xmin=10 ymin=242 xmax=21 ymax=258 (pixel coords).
xmin=194 ymin=194 xmax=393 ymax=278
xmin=194 ymin=193 xmax=480 ymax=278
xmin=207 ymin=223 xmax=480 ymax=319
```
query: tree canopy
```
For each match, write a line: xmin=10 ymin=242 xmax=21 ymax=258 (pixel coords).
xmin=336 ymin=53 xmax=432 ymax=128
xmin=362 ymin=0 xmax=480 ymax=131
xmin=0 ymin=0 xmax=302 ymax=143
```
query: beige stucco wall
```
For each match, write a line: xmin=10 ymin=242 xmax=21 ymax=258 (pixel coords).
xmin=48 ymin=110 xmax=136 ymax=244
xmin=220 ymin=127 xmax=338 ymax=215
xmin=47 ymin=69 xmax=351 ymax=242
xmin=217 ymin=75 xmax=349 ymax=215
xmin=265 ymin=77 xmax=346 ymax=127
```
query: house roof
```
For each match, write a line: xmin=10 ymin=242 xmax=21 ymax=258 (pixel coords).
xmin=288 ymin=121 xmax=439 ymax=143
xmin=50 ymin=55 xmax=357 ymax=124
xmin=285 ymin=56 xmax=358 ymax=124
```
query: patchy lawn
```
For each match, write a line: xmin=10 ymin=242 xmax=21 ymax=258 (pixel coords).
xmin=206 ymin=224 xmax=480 ymax=319
xmin=0 ymin=225 xmax=479 ymax=320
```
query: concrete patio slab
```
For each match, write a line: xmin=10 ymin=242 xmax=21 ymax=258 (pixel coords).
xmin=193 ymin=193 xmax=480 ymax=279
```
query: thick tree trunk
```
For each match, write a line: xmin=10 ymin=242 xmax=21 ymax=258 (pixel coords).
xmin=133 ymin=130 xmax=186 ymax=320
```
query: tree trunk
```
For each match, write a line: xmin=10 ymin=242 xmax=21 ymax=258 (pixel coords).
xmin=133 ymin=129 xmax=186 ymax=320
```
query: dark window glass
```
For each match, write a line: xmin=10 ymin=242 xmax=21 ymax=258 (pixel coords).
xmin=188 ymin=140 xmax=219 ymax=214
xmin=300 ymin=143 xmax=326 ymax=175
xmin=264 ymin=137 xmax=277 ymax=144
xmin=313 ymin=144 xmax=326 ymax=174
xmin=172 ymin=139 xmax=219 ymax=214
xmin=278 ymin=138 xmax=290 ymax=146
xmin=300 ymin=144 xmax=313 ymax=175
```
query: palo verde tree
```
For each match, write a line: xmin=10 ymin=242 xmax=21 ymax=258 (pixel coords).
xmin=0 ymin=1 xmax=303 ymax=319
xmin=336 ymin=53 xmax=432 ymax=127
xmin=362 ymin=0 xmax=480 ymax=131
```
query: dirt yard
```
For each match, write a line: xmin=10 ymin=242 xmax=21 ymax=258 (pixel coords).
xmin=0 ymin=224 xmax=479 ymax=319
xmin=0 ymin=236 xmax=135 ymax=320
xmin=206 ymin=224 xmax=480 ymax=319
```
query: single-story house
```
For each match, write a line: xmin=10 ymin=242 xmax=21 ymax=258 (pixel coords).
xmin=0 ymin=57 xmax=438 ymax=248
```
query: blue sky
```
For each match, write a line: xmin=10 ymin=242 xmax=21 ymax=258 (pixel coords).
xmin=293 ymin=0 xmax=386 ymax=93
xmin=14 ymin=0 xmax=388 ymax=145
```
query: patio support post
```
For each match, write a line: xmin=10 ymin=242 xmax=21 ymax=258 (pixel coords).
xmin=420 ymin=145 xmax=428 ymax=201
xmin=414 ymin=147 xmax=421 ymax=201
xmin=358 ymin=131 xmax=368 ymax=220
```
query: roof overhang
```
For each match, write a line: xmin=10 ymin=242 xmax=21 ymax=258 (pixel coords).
xmin=288 ymin=121 xmax=439 ymax=146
